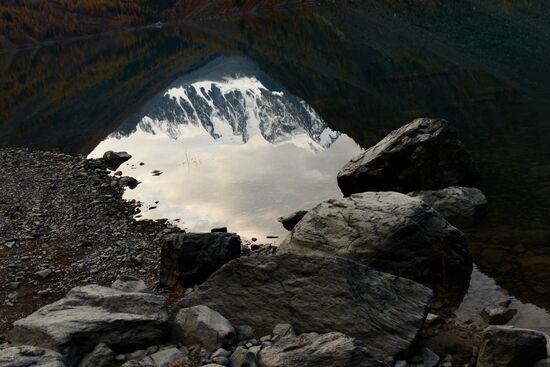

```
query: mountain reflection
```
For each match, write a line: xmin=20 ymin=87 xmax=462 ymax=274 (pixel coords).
xmin=114 ymin=56 xmax=339 ymax=151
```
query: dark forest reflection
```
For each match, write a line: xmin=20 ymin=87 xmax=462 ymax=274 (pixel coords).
xmin=1 ymin=3 xmax=550 ymax=315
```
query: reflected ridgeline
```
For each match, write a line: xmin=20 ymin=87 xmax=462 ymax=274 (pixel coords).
xmin=114 ymin=56 xmax=339 ymax=150
xmin=1 ymin=1 xmax=550 ymax=310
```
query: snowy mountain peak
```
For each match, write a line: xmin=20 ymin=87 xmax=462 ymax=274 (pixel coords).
xmin=114 ymin=56 xmax=340 ymax=150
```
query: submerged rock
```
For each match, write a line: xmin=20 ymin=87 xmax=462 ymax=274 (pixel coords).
xmin=10 ymin=284 xmax=169 ymax=367
xmin=277 ymin=210 xmax=308 ymax=231
xmin=478 ymin=326 xmax=548 ymax=367
xmin=176 ymin=254 xmax=432 ymax=360
xmin=408 ymin=186 xmax=487 ymax=222
xmin=159 ymin=232 xmax=241 ymax=288
xmin=337 ymin=118 xmax=477 ymax=196
xmin=278 ymin=192 xmax=471 ymax=284
xmin=0 ymin=346 xmax=66 ymax=367
xmin=102 ymin=151 xmax=132 ymax=170
xmin=258 ymin=332 xmax=385 ymax=367
xmin=480 ymin=306 xmax=517 ymax=325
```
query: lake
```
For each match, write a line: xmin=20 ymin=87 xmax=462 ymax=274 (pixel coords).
xmin=1 ymin=2 xmax=550 ymax=331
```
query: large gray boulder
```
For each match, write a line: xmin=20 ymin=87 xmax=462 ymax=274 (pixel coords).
xmin=160 ymin=232 xmax=241 ymax=288
xmin=0 ymin=346 xmax=66 ymax=367
xmin=173 ymin=305 xmax=236 ymax=352
xmin=408 ymin=186 xmax=487 ymax=222
xmin=337 ymin=118 xmax=477 ymax=196
xmin=478 ymin=326 xmax=548 ymax=367
xmin=10 ymin=284 xmax=169 ymax=367
xmin=176 ymin=255 xmax=432 ymax=360
xmin=278 ymin=192 xmax=471 ymax=284
xmin=258 ymin=332 xmax=386 ymax=367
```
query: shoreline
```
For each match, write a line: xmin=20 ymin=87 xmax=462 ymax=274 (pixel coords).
xmin=0 ymin=148 xmax=173 ymax=334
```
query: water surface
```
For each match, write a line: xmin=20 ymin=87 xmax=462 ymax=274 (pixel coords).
xmin=2 ymin=2 xmax=550 ymax=330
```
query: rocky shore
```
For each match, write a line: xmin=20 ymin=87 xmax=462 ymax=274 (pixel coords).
xmin=1 ymin=119 xmax=549 ymax=367
xmin=0 ymin=149 xmax=173 ymax=333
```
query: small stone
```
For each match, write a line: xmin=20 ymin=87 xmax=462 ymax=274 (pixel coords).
xmin=6 ymin=282 xmax=20 ymax=290
xmin=481 ymin=306 xmax=517 ymax=325
xmin=212 ymin=356 xmax=230 ymax=365
xmin=236 ymin=325 xmax=255 ymax=342
xmin=496 ymin=298 xmax=512 ymax=307
xmin=34 ymin=269 xmax=52 ymax=279
xmin=211 ymin=348 xmax=231 ymax=359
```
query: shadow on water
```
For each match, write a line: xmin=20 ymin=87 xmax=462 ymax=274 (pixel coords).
xmin=1 ymin=1 xmax=550 ymax=319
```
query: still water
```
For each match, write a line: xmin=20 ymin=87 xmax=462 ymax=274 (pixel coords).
xmin=2 ymin=2 xmax=550 ymax=331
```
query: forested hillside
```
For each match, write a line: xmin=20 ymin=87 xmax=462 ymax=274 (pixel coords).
xmin=0 ymin=0 xmax=308 ymax=49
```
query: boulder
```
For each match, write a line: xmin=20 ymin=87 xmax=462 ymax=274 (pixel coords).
xmin=278 ymin=192 xmax=471 ymax=284
xmin=0 ymin=346 xmax=66 ymax=367
xmin=337 ymin=118 xmax=477 ymax=196
xmin=173 ymin=305 xmax=236 ymax=352
xmin=480 ymin=306 xmax=517 ymax=325
xmin=408 ymin=186 xmax=487 ymax=221
xmin=478 ymin=326 xmax=548 ymax=367
xmin=102 ymin=151 xmax=131 ymax=170
xmin=77 ymin=343 xmax=114 ymax=367
xmin=10 ymin=284 xmax=169 ymax=367
xmin=258 ymin=332 xmax=385 ymax=367
xmin=160 ymin=233 xmax=241 ymax=288
xmin=277 ymin=210 xmax=308 ymax=231
xmin=176 ymin=255 xmax=432 ymax=360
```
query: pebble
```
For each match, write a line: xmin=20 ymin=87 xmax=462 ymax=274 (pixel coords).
xmin=34 ymin=269 xmax=52 ymax=279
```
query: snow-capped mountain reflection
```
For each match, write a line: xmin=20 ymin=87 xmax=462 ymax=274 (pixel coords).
xmin=114 ymin=56 xmax=339 ymax=151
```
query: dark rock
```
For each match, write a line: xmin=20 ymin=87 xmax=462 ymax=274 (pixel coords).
xmin=0 ymin=346 xmax=66 ymax=367
xmin=176 ymin=255 xmax=432 ymax=361
xmin=337 ymin=118 xmax=477 ymax=196
xmin=258 ymin=332 xmax=386 ymax=367
xmin=236 ymin=325 xmax=256 ymax=342
xmin=278 ymin=192 xmax=471 ymax=284
xmin=102 ymin=151 xmax=132 ymax=170
xmin=480 ymin=306 xmax=517 ymax=325
xmin=10 ymin=284 xmax=169 ymax=367
xmin=119 ymin=176 xmax=140 ymax=189
xmin=478 ymin=326 xmax=548 ymax=367
xmin=277 ymin=210 xmax=308 ymax=231
xmin=211 ymin=227 xmax=228 ymax=233
xmin=159 ymin=232 xmax=241 ymax=288
xmin=422 ymin=347 xmax=440 ymax=367
xmin=408 ymin=186 xmax=487 ymax=222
